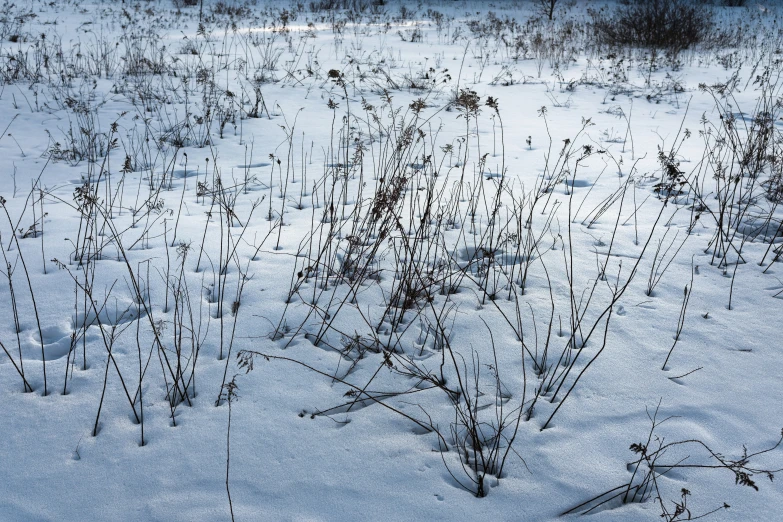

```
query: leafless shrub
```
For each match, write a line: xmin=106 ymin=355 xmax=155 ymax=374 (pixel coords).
xmin=591 ymin=0 xmax=714 ymax=57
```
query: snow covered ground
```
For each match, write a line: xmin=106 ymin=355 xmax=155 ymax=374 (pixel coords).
xmin=1 ymin=1 xmax=782 ymax=520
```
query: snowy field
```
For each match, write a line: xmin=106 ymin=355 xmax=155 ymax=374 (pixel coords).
xmin=1 ymin=0 xmax=782 ymax=520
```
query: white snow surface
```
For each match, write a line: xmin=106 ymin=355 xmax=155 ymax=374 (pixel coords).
xmin=0 ymin=1 xmax=782 ymax=520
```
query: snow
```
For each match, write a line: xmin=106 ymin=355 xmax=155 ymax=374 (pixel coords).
xmin=1 ymin=1 xmax=782 ymax=520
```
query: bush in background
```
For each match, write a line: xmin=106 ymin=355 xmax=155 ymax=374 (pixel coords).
xmin=591 ymin=0 xmax=714 ymax=56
